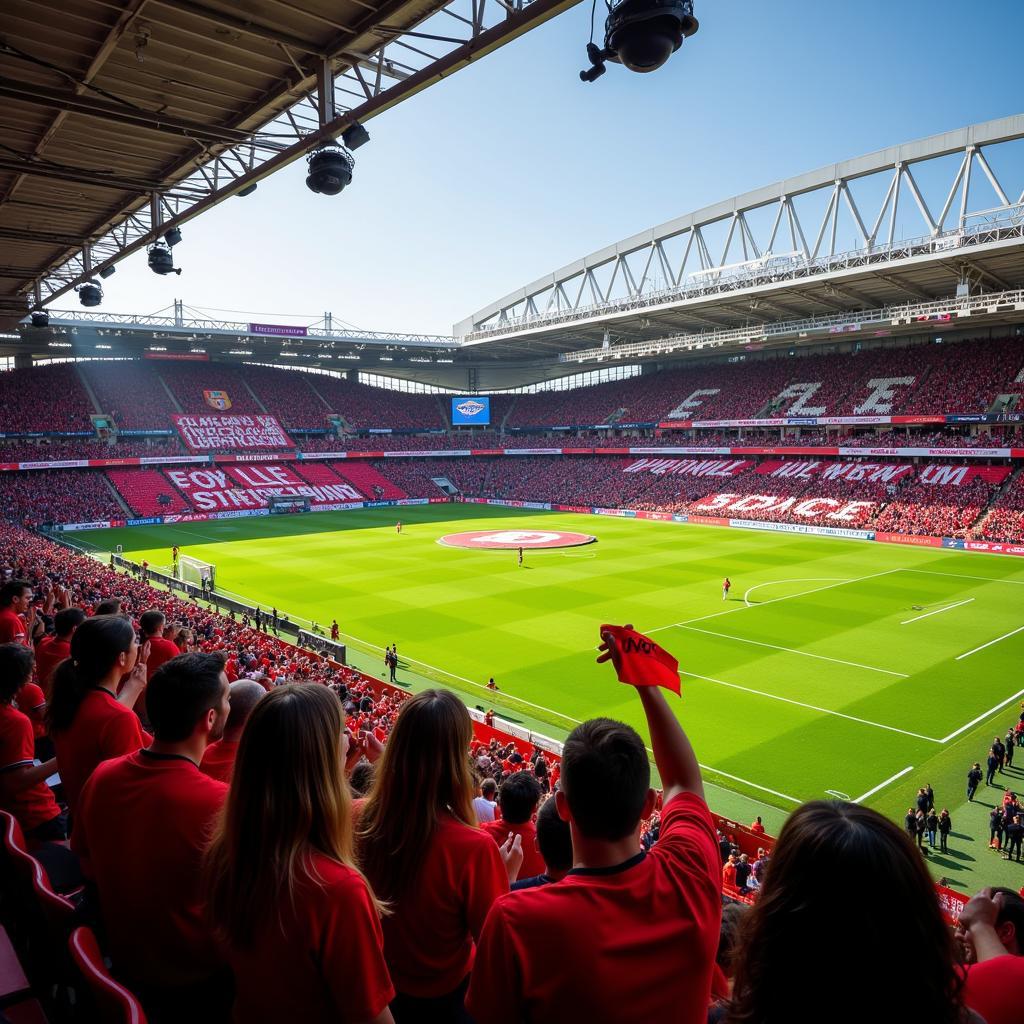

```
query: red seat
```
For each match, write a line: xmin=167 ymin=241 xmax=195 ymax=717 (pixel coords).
xmin=68 ymin=927 xmax=147 ymax=1024
xmin=0 ymin=925 xmax=32 ymax=1006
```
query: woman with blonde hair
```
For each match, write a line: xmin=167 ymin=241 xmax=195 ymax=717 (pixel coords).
xmin=358 ymin=689 xmax=521 ymax=1023
xmin=204 ymin=683 xmax=394 ymax=1024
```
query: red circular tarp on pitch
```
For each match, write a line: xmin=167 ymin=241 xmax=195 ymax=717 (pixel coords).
xmin=439 ymin=529 xmax=597 ymax=550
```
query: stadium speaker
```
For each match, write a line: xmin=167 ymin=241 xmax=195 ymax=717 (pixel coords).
xmin=99 ymin=264 xmax=117 ymax=279
xmin=305 ymin=144 xmax=355 ymax=196
xmin=580 ymin=0 xmax=697 ymax=81
xmin=77 ymin=281 xmax=103 ymax=307
xmin=148 ymin=242 xmax=181 ymax=276
xmin=236 ymin=183 xmax=258 ymax=197
xmin=163 ymin=226 xmax=182 ymax=247
xmin=30 ymin=310 xmax=49 ymax=328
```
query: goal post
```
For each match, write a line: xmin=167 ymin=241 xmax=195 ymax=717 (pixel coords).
xmin=177 ymin=554 xmax=216 ymax=589
xmin=268 ymin=495 xmax=311 ymax=514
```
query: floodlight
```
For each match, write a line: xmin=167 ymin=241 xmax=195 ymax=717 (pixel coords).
xmin=99 ymin=265 xmax=117 ymax=279
xmin=305 ymin=144 xmax=355 ymax=196
xmin=581 ymin=0 xmax=697 ymax=81
xmin=78 ymin=281 xmax=103 ymax=307
xmin=163 ymin=226 xmax=182 ymax=247
xmin=148 ymin=242 xmax=181 ymax=276
xmin=30 ymin=310 xmax=49 ymax=328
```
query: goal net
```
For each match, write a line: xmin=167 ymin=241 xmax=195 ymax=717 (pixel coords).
xmin=177 ymin=554 xmax=216 ymax=589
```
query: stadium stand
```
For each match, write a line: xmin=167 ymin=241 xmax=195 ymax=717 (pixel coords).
xmin=331 ymin=462 xmax=408 ymax=501
xmin=0 ymin=471 xmax=123 ymax=526
xmin=0 ymin=365 xmax=95 ymax=433
xmin=156 ymin=361 xmax=264 ymax=416
xmin=79 ymin=361 xmax=180 ymax=429
xmin=309 ymin=376 xmax=446 ymax=430
xmin=240 ymin=365 xmax=332 ymax=429
xmin=105 ymin=469 xmax=190 ymax=517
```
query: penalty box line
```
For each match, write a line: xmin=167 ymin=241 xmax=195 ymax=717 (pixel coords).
xmin=681 ymin=672 xmax=942 ymax=743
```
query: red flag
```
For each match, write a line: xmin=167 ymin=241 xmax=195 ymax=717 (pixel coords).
xmin=598 ymin=624 xmax=681 ymax=695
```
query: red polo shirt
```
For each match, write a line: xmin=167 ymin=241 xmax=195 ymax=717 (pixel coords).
xmin=481 ymin=818 xmax=546 ymax=880
xmin=145 ymin=636 xmax=182 ymax=680
xmin=0 ymin=609 xmax=27 ymax=646
xmin=52 ymin=688 xmax=151 ymax=815
xmin=466 ymin=792 xmax=721 ymax=1024
xmin=199 ymin=738 xmax=238 ymax=784
xmin=962 ymin=955 xmax=1024 ymax=1024
xmin=223 ymin=851 xmax=394 ymax=1023
xmin=0 ymin=702 xmax=60 ymax=831
xmin=380 ymin=812 xmax=507 ymax=998
xmin=73 ymin=750 xmax=227 ymax=990
xmin=16 ymin=683 xmax=46 ymax=740
xmin=34 ymin=636 xmax=70 ymax=696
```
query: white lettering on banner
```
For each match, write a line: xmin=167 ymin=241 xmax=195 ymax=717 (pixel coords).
xmin=854 ymin=377 xmax=916 ymax=415
xmin=761 ymin=460 xmax=822 ymax=480
xmin=172 ymin=414 xmax=292 ymax=451
xmin=920 ymin=464 xmax=968 ymax=486
xmin=623 ymin=458 xmax=749 ymax=478
xmin=167 ymin=465 xmax=361 ymax=511
xmin=692 ymin=492 xmax=877 ymax=523
xmin=667 ymin=389 xmax=721 ymax=418
xmin=774 ymin=382 xmax=825 ymax=416
xmin=819 ymin=462 xmax=913 ymax=484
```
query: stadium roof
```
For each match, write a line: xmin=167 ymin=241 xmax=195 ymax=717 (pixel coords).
xmin=0 ymin=0 xmax=579 ymax=329
xmin=457 ymin=114 xmax=1024 ymax=362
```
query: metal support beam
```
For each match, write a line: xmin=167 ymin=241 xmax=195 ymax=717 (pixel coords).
xmin=0 ymin=78 xmax=255 ymax=146
xmin=0 ymin=155 xmax=160 ymax=194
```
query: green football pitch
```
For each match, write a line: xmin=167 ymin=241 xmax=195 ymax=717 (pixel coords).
xmin=67 ymin=504 xmax=1024 ymax=890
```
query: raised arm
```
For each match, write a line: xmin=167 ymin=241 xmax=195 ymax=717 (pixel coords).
xmin=597 ymin=624 xmax=703 ymax=805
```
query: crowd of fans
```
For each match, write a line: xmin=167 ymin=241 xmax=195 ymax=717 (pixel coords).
xmin=0 ymin=452 xmax=1020 ymax=542
xmin=0 ymin=525 xmax=1021 ymax=1023
xmin=0 ymin=439 xmax=186 ymax=463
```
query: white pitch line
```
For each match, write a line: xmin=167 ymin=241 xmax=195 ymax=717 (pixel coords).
xmin=903 ymin=568 xmax=1024 ymax=587
xmin=695 ymin=764 xmax=802 ymax=804
xmin=853 ymin=765 xmax=914 ymax=804
xmin=674 ymin=623 xmax=909 ymax=678
xmin=955 ymin=625 xmax=1024 ymax=661
xmin=900 ymin=598 xmax=975 ymax=625
xmin=648 ymin=568 xmax=905 ymax=634
xmin=681 ymin=671 xmax=941 ymax=742
xmin=939 ymin=688 xmax=1024 ymax=744
xmin=743 ymin=577 xmax=846 ymax=608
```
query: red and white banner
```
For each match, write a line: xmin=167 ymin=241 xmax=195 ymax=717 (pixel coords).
xmin=172 ymin=414 xmax=292 ymax=451
xmin=623 ymin=457 xmax=752 ymax=477
xmin=692 ymin=492 xmax=879 ymax=524
xmin=917 ymin=464 xmax=1011 ymax=485
xmin=755 ymin=460 xmax=915 ymax=484
xmin=165 ymin=464 xmax=362 ymax=512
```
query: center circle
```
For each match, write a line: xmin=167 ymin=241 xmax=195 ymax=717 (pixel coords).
xmin=438 ymin=529 xmax=597 ymax=550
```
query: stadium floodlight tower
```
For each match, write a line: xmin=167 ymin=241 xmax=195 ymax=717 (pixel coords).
xmin=580 ymin=0 xmax=698 ymax=80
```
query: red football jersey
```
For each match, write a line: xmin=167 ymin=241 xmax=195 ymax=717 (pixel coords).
xmin=73 ymin=750 xmax=227 ymax=990
xmin=480 ymin=818 xmax=547 ymax=880
xmin=16 ymin=683 xmax=46 ymax=740
xmin=0 ymin=609 xmax=27 ymax=646
xmin=223 ymin=851 xmax=394 ymax=1023
xmin=199 ymin=738 xmax=238 ymax=785
xmin=380 ymin=812 xmax=507 ymax=998
xmin=34 ymin=636 xmax=70 ymax=696
xmin=467 ymin=792 xmax=721 ymax=1024
xmin=0 ymin=702 xmax=60 ymax=831
xmin=52 ymin=688 xmax=151 ymax=815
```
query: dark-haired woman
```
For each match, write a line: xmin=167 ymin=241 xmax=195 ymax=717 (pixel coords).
xmin=48 ymin=615 xmax=150 ymax=815
xmin=204 ymin=683 xmax=394 ymax=1024
xmin=727 ymin=801 xmax=980 ymax=1024
xmin=358 ymin=689 xmax=521 ymax=1023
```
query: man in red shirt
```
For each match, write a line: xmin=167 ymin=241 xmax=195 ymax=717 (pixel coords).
xmin=134 ymin=609 xmax=184 ymax=725
xmin=959 ymin=887 xmax=1024 ymax=1024
xmin=35 ymin=607 xmax=85 ymax=697
xmin=750 ymin=815 xmax=766 ymax=835
xmin=0 ymin=579 xmax=33 ymax=646
xmin=200 ymin=678 xmax=264 ymax=784
xmin=467 ymin=633 xmax=721 ymax=1024
xmin=481 ymin=772 xmax=547 ymax=880
xmin=73 ymin=651 xmax=231 ymax=1012
xmin=0 ymin=644 xmax=64 ymax=841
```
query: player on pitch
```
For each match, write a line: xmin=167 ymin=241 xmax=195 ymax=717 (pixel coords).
xmin=722 ymin=577 xmax=731 ymax=601
xmin=518 ymin=546 xmax=524 ymax=568
xmin=396 ymin=520 xmax=402 ymax=535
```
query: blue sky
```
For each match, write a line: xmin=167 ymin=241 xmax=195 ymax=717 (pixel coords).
xmin=81 ymin=0 xmax=1024 ymax=335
